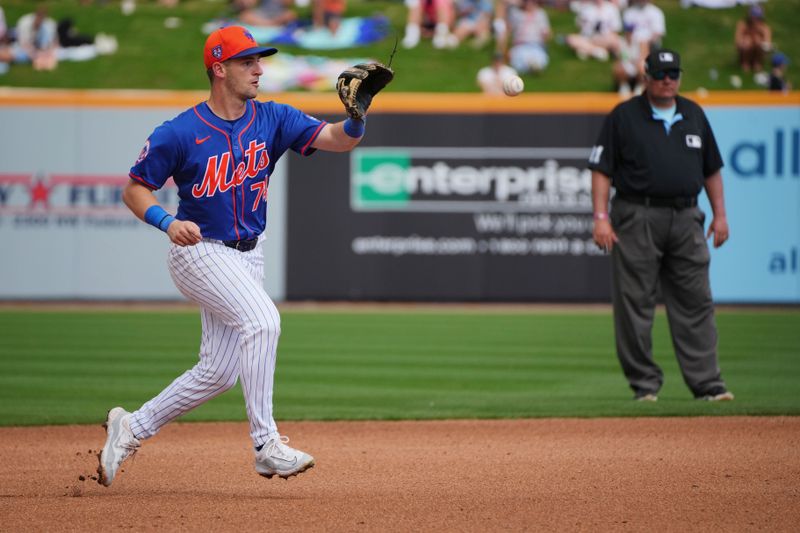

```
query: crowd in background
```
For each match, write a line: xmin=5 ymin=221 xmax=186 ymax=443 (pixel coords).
xmin=469 ymin=0 xmax=661 ymax=95
xmin=462 ymin=0 xmax=788 ymax=95
xmin=0 ymin=0 xmax=791 ymax=93
xmin=0 ymin=3 xmax=117 ymax=73
xmin=393 ymin=0 xmax=786 ymax=96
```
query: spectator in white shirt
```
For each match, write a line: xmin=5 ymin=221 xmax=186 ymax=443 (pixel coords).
xmin=613 ymin=21 xmax=649 ymax=96
xmin=498 ymin=0 xmax=552 ymax=74
xmin=622 ymin=0 xmax=665 ymax=48
xmin=566 ymin=0 xmax=621 ymax=61
xmin=14 ymin=5 xmax=59 ymax=71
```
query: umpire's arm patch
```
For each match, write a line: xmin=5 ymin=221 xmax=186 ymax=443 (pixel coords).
xmin=685 ymin=135 xmax=702 ymax=149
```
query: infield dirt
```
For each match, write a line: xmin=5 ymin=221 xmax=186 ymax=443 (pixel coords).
xmin=1 ymin=417 xmax=798 ymax=531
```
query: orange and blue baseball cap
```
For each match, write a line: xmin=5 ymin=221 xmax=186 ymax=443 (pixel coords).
xmin=203 ymin=26 xmax=277 ymax=69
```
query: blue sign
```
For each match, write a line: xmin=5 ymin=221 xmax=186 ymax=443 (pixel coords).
xmin=703 ymin=106 xmax=800 ymax=303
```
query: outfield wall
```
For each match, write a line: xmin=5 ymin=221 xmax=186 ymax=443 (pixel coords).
xmin=0 ymin=89 xmax=797 ymax=302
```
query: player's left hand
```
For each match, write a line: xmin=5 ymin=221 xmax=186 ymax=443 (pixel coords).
xmin=706 ymin=215 xmax=729 ymax=248
xmin=336 ymin=62 xmax=394 ymax=120
xmin=167 ymin=220 xmax=202 ymax=247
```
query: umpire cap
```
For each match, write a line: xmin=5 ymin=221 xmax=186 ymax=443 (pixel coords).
xmin=645 ymin=49 xmax=681 ymax=74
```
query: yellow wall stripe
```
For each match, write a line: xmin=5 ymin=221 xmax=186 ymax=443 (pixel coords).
xmin=0 ymin=88 xmax=797 ymax=113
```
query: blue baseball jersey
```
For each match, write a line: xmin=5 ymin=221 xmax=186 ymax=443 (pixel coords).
xmin=130 ymin=100 xmax=326 ymax=241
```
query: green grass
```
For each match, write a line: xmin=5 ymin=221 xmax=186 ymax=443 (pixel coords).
xmin=0 ymin=0 xmax=797 ymax=92
xmin=0 ymin=307 xmax=797 ymax=426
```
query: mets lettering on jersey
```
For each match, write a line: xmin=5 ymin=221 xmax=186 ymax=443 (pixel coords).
xmin=130 ymin=100 xmax=326 ymax=241
xmin=192 ymin=140 xmax=270 ymax=198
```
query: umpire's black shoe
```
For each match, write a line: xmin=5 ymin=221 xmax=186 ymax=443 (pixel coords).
xmin=696 ymin=386 xmax=735 ymax=401
xmin=634 ymin=392 xmax=658 ymax=402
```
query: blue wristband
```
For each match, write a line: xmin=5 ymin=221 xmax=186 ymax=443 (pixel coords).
xmin=343 ymin=117 xmax=365 ymax=138
xmin=144 ymin=205 xmax=176 ymax=232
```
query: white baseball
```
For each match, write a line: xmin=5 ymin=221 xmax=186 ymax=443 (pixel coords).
xmin=503 ymin=76 xmax=524 ymax=97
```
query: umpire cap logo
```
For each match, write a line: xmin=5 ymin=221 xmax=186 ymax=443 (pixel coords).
xmin=659 ymin=52 xmax=674 ymax=62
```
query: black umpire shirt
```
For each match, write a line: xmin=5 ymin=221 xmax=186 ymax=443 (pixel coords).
xmin=587 ymin=93 xmax=724 ymax=198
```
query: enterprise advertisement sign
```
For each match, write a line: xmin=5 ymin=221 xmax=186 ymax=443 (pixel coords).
xmin=350 ymin=147 xmax=591 ymax=213
xmin=287 ymin=113 xmax=610 ymax=301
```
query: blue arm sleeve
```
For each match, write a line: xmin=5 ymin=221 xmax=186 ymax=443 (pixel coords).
xmin=144 ymin=205 xmax=176 ymax=232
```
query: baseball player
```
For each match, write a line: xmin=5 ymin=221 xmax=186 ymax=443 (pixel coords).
xmin=97 ymin=26 xmax=393 ymax=486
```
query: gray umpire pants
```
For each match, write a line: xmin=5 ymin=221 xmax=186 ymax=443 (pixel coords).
xmin=609 ymin=197 xmax=727 ymax=398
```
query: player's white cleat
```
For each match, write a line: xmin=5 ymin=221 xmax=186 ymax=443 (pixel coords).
xmin=97 ymin=407 xmax=141 ymax=487
xmin=255 ymin=435 xmax=315 ymax=479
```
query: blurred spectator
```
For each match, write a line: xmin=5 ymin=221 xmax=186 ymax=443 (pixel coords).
xmin=497 ymin=0 xmax=551 ymax=74
xmin=680 ymin=0 xmax=755 ymax=7
xmin=117 ymin=0 xmax=181 ymax=13
xmin=768 ymin=52 xmax=791 ymax=93
xmin=612 ymin=22 xmax=648 ymax=97
xmin=451 ymin=0 xmax=493 ymax=48
xmin=477 ymin=51 xmax=519 ymax=94
xmin=15 ymin=5 xmax=59 ymax=71
xmin=232 ymin=0 xmax=297 ymax=27
xmin=622 ymin=0 xmax=664 ymax=48
xmin=0 ymin=5 xmax=118 ymax=74
xmin=57 ymin=17 xmax=118 ymax=56
xmin=0 ymin=5 xmax=6 ymax=41
xmin=57 ymin=18 xmax=94 ymax=47
xmin=566 ymin=0 xmax=621 ymax=61
xmin=120 ymin=0 xmax=135 ymax=16
xmin=545 ymin=0 xmax=572 ymax=8
xmin=734 ymin=4 xmax=771 ymax=73
xmin=0 ymin=6 xmax=10 ymax=74
xmin=401 ymin=0 xmax=456 ymax=49
xmin=312 ymin=0 xmax=346 ymax=34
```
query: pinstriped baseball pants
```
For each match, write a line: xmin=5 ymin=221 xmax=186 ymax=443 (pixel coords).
xmin=128 ymin=238 xmax=281 ymax=448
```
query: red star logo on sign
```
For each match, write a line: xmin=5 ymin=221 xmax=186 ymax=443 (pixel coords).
xmin=29 ymin=180 xmax=51 ymax=208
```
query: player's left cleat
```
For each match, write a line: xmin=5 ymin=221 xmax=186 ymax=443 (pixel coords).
xmin=97 ymin=407 xmax=141 ymax=487
xmin=255 ymin=435 xmax=315 ymax=479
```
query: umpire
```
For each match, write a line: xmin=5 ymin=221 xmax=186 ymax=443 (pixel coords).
xmin=588 ymin=49 xmax=734 ymax=402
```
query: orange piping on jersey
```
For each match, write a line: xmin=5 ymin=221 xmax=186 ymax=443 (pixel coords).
xmin=301 ymin=121 xmax=327 ymax=154
xmin=193 ymin=104 xmax=241 ymax=240
xmin=129 ymin=172 xmax=158 ymax=190
xmin=236 ymin=101 xmax=258 ymax=235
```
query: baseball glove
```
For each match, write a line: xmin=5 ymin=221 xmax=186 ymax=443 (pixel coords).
xmin=336 ymin=62 xmax=395 ymax=120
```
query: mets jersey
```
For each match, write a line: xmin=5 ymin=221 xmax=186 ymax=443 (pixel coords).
xmin=130 ymin=100 xmax=326 ymax=241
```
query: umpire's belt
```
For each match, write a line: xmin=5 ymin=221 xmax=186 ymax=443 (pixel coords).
xmin=222 ymin=237 xmax=259 ymax=252
xmin=617 ymin=193 xmax=698 ymax=209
